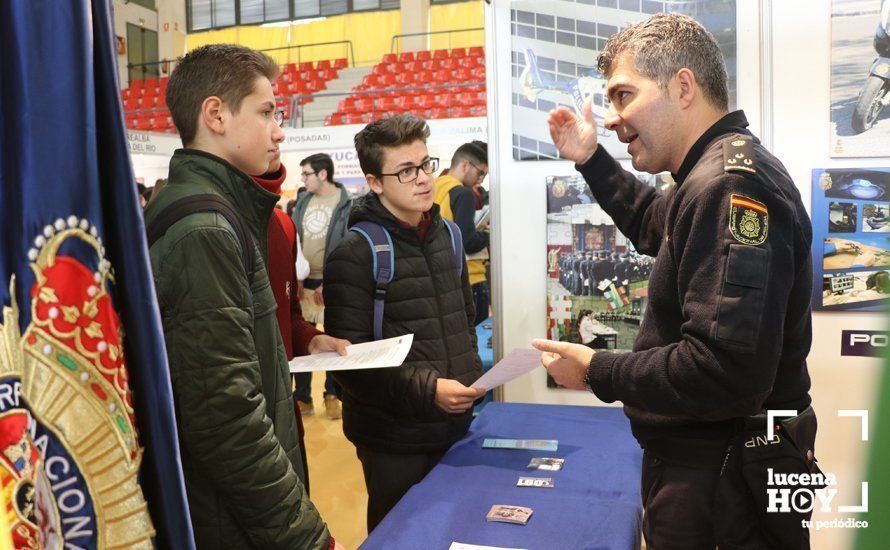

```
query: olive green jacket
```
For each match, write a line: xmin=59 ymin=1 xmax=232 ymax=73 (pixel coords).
xmin=145 ymin=149 xmax=330 ymax=549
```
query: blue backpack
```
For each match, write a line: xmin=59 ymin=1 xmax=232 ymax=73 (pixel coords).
xmin=350 ymin=219 xmax=463 ymax=341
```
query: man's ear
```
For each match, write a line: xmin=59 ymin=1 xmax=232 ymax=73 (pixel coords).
xmin=200 ymin=96 xmax=226 ymax=136
xmin=367 ymin=173 xmax=384 ymax=194
xmin=674 ymin=68 xmax=697 ymax=109
xmin=319 ymin=168 xmax=329 ymax=183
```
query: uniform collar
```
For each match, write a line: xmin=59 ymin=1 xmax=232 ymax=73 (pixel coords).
xmin=674 ymin=110 xmax=751 ymax=185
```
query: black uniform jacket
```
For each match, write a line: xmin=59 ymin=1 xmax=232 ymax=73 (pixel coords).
xmin=579 ymin=111 xmax=813 ymax=443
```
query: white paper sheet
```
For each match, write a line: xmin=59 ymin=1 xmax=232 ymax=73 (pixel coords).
xmin=471 ymin=348 xmax=542 ymax=391
xmin=450 ymin=543 xmax=526 ymax=550
xmin=288 ymin=334 xmax=414 ymax=373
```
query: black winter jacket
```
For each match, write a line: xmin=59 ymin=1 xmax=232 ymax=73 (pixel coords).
xmin=324 ymin=193 xmax=482 ymax=454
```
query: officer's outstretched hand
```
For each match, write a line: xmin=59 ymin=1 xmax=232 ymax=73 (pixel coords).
xmin=547 ymin=97 xmax=599 ymax=164
xmin=531 ymin=339 xmax=593 ymax=391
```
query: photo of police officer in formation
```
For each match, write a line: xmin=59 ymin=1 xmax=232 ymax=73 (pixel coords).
xmin=545 ymin=174 xmax=665 ymax=356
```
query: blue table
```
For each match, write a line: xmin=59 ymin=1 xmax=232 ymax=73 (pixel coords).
xmin=362 ymin=403 xmax=643 ymax=550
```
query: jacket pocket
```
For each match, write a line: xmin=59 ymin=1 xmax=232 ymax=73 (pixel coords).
xmin=714 ymin=244 xmax=769 ymax=352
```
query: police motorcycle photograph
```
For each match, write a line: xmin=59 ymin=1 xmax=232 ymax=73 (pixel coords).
xmin=851 ymin=0 xmax=890 ymax=133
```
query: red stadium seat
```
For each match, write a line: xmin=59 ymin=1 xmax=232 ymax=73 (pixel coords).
xmin=316 ymin=59 xmax=331 ymax=70
xmin=416 ymin=50 xmax=432 ymax=61
xmin=460 ymin=56 xmax=481 ymax=69
xmin=356 ymin=97 xmax=375 ymax=113
xmin=332 ymin=58 xmax=348 ymax=69
xmin=397 ymin=52 xmax=415 ymax=63
xmin=454 ymin=67 xmax=471 ymax=81
xmin=439 ymin=58 xmax=458 ymax=71
xmin=362 ymin=74 xmax=381 ymax=87
xmin=298 ymin=61 xmax=314 ymax=71
xmin=418 ymin=94 xmax=439 ymax=110
xmin=427 ymin=107 xmax=448 ymax=119
xmin=469 ymin=104 xmax=486 ymax=117
xmin=378 ymin=73 xmax=397 ymax=87
xmin=382 ymin=53 xmax=397 ymax=64
xmin=433 ymin=49 xmax=449 ymax=59
xmin=360 ymin=112 xmax=376 ymax=124
xmin=372 ymin=64 xmax=389 ymax=76
xmin=338 ymin=97 xmax=358 ymax=114
xmin=324 ymin=113 xmax=343 ymax=126
xmin=469 ymin=46 xmax=484 ymax=57
xmin=432 ymin=70 xmax=451 ymax=83
xmin=450 ymin=106 xmax=471 ymax=118
xmin=344 ymin=113 xmax=364 ymax=124
xmin=451 ymin=48 xmax=466 ymax=58
xmin=376 ymin=96 xmax=396 ymax=111
xmin=135 ymin=116 xmax=152 ymax=131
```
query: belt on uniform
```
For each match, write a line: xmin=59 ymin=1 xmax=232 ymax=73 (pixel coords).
xmin=643 ymin=436 xmax=731 ymax=469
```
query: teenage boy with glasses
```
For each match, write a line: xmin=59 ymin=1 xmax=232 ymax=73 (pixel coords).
xmin=290 ymin=152 xmax=352 ymax=419
xmin=324 ymin=115 xmax=484 ymax=531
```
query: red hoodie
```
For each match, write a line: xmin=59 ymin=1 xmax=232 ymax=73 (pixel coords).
xmin=253 ymin=164 xmax=323 ymax=358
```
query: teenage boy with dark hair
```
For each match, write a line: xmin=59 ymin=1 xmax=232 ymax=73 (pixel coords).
xmin=324 ymin=114 xmax=484 ymax=531
xmin=291 ymin=152 xmax=351 ymax=419
xmin=434 ymin=140 xmax=491 ymax=326
xmin=144 ymin=44 xmax=339 ymax=549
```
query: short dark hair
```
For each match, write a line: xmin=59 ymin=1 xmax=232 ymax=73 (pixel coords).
xmin=300 ymin=152 xmax=338 ymax=185
xmin=166 ymin=44 xmax=279 ymax=146
xmin=597 ymin=13 xmax=728 ymax=111
xmin=451 ymin=140 xmax=488 ymax=169
xmin=354 ymin=114 xmax=431 ymax=176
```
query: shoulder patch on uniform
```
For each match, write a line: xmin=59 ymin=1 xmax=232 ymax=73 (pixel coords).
xmin=729 ymin=194 xmax=768 ymax=245
xmin=723 ymin=137 xmax=756 ymax=175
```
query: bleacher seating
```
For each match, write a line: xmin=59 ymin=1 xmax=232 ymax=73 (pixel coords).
xmin=122 ymin=57 xmax=347 ymax=133
xmin=121 ymin=47 xmax=485 ymax=132
xmin=326 ymin=47 xmax=486 ymax=126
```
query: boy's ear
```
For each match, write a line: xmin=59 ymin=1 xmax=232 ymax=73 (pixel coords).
xmin=367 ymin=173 xmax=384 ymax=194
xmin=200 ymin=96 xmax=226 ymax=136
xmin=319 ymin=168 xmax=328 ymax=182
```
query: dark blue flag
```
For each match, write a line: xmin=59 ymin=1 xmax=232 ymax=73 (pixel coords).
xmin=0 ymin=0 xmax=194 ymax=547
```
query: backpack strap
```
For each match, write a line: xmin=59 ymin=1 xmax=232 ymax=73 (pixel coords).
xmin=146 ymin=194 xmax=256 ymax=284
xmin=349 ymin=221 xmax=394 ymax=341
xmin=442 ymin=218 xmax=463 ymax=278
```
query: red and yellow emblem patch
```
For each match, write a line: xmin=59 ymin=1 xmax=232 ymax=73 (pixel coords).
xmin=729 ymin=194 xmax=768 ymax=245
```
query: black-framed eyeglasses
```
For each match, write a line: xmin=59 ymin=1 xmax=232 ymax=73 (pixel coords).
xmin=379 ymin=157 xmax=439 ymax=184
xmin=300 ymin=170 xmax=316 ymax=179
xmin=469 ymin=161 xmax=487 ymax=179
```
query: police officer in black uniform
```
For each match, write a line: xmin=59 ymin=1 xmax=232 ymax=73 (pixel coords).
xmin=534 ymin=13 xmax=817 ymax=550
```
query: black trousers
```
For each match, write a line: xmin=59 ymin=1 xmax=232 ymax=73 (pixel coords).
xmin=641 ymin=450 xmax=721 ymax=550
xmin=356 ymin=446 xmax=444 ymax=533
xmin=471 ymin=281 xmax=489 ymax=326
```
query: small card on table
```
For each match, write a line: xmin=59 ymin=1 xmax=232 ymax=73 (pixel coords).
xmin=482 ymin=438 xmax=558 ymax=452
xmin=527 ymin=457 xmax=564 ymax=471
xmin=486 ymin=504 xmax=533 ymax=525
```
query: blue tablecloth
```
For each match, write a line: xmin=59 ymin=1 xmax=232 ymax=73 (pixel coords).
xmin=362 ymin=402 xmax=643 ymax=550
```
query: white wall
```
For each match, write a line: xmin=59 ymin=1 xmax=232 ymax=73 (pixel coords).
xmin=111 ymin=0 xmax=186 ymax=88
xmin=487 ymin=2 xmax=884 ymax=548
